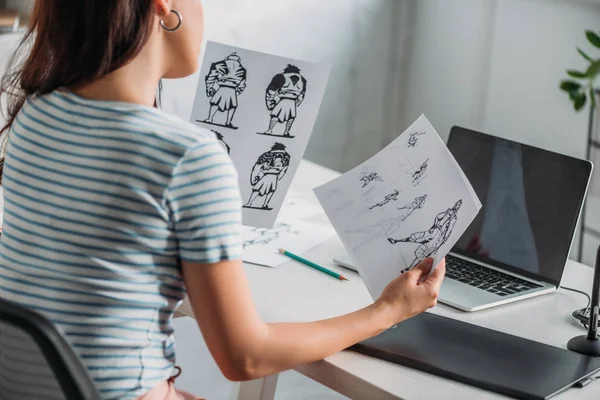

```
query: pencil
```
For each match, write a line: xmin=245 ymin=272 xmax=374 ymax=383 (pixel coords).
xmin=279 ymin=248 xmax=348 ymax=281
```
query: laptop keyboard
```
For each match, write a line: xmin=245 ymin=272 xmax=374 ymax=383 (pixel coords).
xmin=446 ymin=256 xmax=542 ymax=297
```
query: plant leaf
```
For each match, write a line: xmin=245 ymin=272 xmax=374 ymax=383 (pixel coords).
xmin=560 ymin=80 xmax=581 ymax=92
xmin=586 ymin=60 xmax=600 ymax=78
xmin=578 ymin=47 xmax=594 ymax=62
xmin=591 ymin=87 xmax=598 ymax=109
xmin=567 ymin=70 xmax=587 ymax=78
xmin=574 ymin=92 xmax=587 ymax=111
xmin=586 ymin=30 xmax=600 ymax=49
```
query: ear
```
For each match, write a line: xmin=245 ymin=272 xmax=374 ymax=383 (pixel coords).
xmin=154 ymin=0 xmax=174 ymax=16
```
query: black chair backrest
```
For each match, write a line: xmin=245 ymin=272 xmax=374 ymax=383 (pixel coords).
xmin=0 ymin=297 xmax=101 ymax=400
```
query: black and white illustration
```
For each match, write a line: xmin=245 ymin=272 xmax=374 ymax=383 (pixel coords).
xmin=406 ymin=158 xmax=429 ymax=186
xmin=407 ymin=130 xmax=426 ymax=148
xmin=368 ymin=189 xmax=400 ymax=210
xmin=191 ymin=42 xmax=331 ymax=228
xmin=258 ymin=65 xmax=307 ymax=138
xmin=345 ymin=217 xmax=404 ymax=250
xmin=242 ymin=217 xmax=336 ymax=268
xmin=313 ymin=114 xmax=482 ymax=299
xmin=397 ymin=194 xmax=427 ymax=221
xmin=244 ymin=143 xmax=291 ymax=211
xmin=213 ymin=130 xmax=231 ymax=154
xmin=359 ymin=171 xmax=383 ymax=189
xmin=388 ymin=199 xmax=462 ymax=269
xmin=201 ymin=52 xmax=247 ymax=129
xmin=243 ymin=222 xmax=296 ymax=249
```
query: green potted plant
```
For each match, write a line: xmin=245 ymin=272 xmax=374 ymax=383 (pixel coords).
xmin=560 ymin=30 xmax=600 ymax=111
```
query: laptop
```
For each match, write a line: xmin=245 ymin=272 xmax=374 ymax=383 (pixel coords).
xmin=335 ymin=127 xmax=593 ymax=312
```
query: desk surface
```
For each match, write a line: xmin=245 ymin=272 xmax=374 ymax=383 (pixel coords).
xmin=181 ymin=159 xmax=599 ymax=399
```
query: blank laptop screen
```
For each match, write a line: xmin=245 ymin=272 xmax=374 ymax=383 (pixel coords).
xmin=447 ymin=126 xmax=591 ymax=286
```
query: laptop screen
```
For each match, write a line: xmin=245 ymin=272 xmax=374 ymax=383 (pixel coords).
xmin=447 ymin=127 xmax=592 ymax=286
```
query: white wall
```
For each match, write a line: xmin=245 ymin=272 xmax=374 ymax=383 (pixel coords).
xmin=404 ymin=0 xmax=497 ymax=143
xmin=161 ymin=0 xmax=414 ymax=172
xmin=483 ymin=0 xmax=600 ymax=158
xmin=405 ymin=0 xmax=600 ymax=159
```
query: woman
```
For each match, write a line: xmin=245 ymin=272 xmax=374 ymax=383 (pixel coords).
xmin=0 ymin=1 xmax=445 ymax=399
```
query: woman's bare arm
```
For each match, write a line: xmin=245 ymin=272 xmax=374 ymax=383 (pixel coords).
xmin=182 ymin=258 xmax=444 ymax=381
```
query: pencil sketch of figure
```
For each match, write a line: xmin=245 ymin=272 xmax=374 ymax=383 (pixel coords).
xmin=259 ymin=65 xmax=307 ymax=138
xmin=368 ymin=190 xmax=400 ymax=210
xmin=244 ymin=143 xmax=291 ymax=210
xmin=407 ymin=158 xmax=429 ymax=186
xmin=202 ymin=52 xmax=247 ymax=129
xmin=345 ymin=218 xmax=405 ymax=250
xmin=407 ymin=130 xmax=426 ymax=148
xmin=388 ymin=199 xmax=462 ymax=269
xmin=212 ymin=130 xmax=231 ymax=154
xmin=359 ymin=172 xmax=383 ymax=189
xmin=243 ymin=223 xmax=296 ymax=248
xmin=397 ymin=194 xmax=427 ymax=221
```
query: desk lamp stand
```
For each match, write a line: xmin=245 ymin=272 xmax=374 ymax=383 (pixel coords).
xmin=568 ymin=245 xmax=600 ymax=357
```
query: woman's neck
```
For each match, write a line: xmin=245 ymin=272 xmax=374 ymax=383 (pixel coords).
xmin=72 ymin=46 xmax=163 ymax=107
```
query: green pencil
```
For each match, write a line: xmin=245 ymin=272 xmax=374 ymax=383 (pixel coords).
xmin=279 ymin=248 xmax=349 ymax=281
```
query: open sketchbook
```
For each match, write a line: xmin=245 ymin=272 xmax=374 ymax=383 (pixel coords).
xmin=190 ymin=41 xmax=331 ymax=228
xmin=314 ymin=115 xmax=482 ymax=299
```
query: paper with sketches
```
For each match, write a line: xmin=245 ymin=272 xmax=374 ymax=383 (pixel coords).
xmin=242 ymin=216 xmax=335 ymax=268
xmin=190 ymin=41 xmax=331 ymax=228
xmin=314 ymin=115 xmax=482 ymax=299
xmin=279 ymin=191 xmax=323 ymax=219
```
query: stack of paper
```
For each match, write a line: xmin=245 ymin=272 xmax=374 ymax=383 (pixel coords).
xmin=314 ymin=115 xmax=482 ymax=299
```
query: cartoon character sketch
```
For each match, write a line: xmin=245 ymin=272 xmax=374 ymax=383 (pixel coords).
xmin=202 ymin=52 xmax=247 ymax=129
xmin=259 ymin=65 xmax=307 ymax=138
xmin=244 ymin=143 xmax=291 ymax=210
xmin=212 ymin=130 xmax=231 ymax=154
xmin=397 ymin=194 xmax=427 ymax=221
xmin=407 ymin=131 xmax=426 ymax=148
xmin=359 ymin=172 xmax=383 ymax=189
xmin=243 ymin=223 xmax=297 ymax=248
xmin=388 ymin=199 xmax=462 ymax=269
xmin=368 ymin=190 xmax=400 ymax=210
xmin=407 ymin=158 xmax=429 ymax=186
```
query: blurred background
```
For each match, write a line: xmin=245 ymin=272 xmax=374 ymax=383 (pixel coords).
xmin=1 ymin=0 xmax=599 ymax=262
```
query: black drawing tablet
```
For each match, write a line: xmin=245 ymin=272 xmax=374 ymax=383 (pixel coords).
xmin=349 ymin=312 xmax=600 ymax=400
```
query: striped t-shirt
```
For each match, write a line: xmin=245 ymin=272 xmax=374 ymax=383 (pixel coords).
xmin=0 ymin=90 xmax=243 ymax=399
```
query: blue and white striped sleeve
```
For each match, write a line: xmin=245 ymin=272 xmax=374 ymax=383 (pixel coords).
xmin=167 ymin=140 xmax=243 ymax=264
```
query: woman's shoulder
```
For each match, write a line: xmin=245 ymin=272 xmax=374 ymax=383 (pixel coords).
xmin=32 ymin=90 xmax=221 ymax=155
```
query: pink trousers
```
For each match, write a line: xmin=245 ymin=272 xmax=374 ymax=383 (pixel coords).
xmin=136 ymin=367 xmax=204 ymax=400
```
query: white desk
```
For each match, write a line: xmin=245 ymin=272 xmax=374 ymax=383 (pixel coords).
xmin=180 ymin=159 xmax=600 ymax=400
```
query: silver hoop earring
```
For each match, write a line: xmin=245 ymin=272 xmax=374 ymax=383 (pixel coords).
xmin=160 ymin=10 xmax=182 ymax=32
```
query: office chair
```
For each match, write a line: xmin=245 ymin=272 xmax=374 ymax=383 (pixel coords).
xmin=0 ymin=297 xmax=102 ymax=400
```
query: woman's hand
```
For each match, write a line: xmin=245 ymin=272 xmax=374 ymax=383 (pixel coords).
xmin=375 ymin=258 xmax=446 ymax=327
xmin=184 ymin=257 xmax=445 ymax=381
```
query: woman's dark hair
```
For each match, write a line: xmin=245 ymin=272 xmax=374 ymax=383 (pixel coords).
xmin=0 ymin=0 xmax=158 ymax=181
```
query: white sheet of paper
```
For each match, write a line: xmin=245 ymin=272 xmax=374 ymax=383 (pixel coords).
xmin=190 ymin=41 xmax=331 ymax=228
xmin=242 ymin=217 xmax=335 ymax=268
xmin=314 ymin=115 xmax=482 ymax=299
xmin=278 ymin=190 xmax=323 ymax=219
